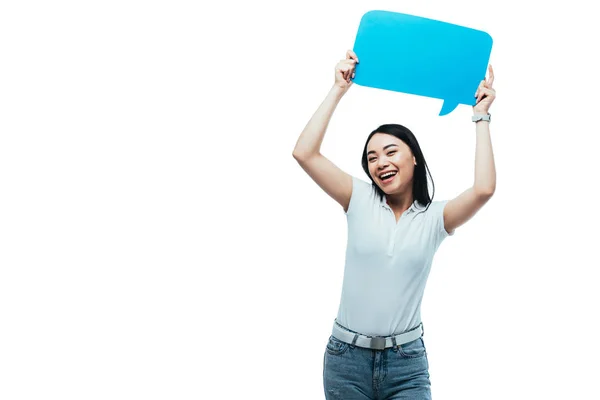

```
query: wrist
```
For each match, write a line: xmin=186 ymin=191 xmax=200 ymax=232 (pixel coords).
xmin=330 ymin=84 xmax=348 ymax=99
xmin=472 ymin=113 xmax=491 ymax=123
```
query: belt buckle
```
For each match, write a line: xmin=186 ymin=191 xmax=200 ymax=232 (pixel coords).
xmin=370 ymin=336 xmax=386 ymax=350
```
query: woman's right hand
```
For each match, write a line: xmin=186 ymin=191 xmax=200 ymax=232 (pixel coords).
xmin=334 ymin=49 xmax=359 ymax=92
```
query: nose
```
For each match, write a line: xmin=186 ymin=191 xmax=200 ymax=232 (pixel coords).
xmin=377 ymin=157 xmax=389 ymax=169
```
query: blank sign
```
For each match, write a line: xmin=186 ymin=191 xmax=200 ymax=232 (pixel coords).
xmin=352 ymin=10 xmax=493 ymax=116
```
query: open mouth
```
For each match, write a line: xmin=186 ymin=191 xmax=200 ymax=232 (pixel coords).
xmin=379 ymin=171 xmax=397 ymax=184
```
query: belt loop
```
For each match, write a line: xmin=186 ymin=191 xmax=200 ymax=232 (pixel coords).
xmin=351 ymin=334 xmax=358 ymax=348
xmin=421 ymin=322 xmax=424 ymax=337
xmin=391 ymin=336 xmax=398 ymax=349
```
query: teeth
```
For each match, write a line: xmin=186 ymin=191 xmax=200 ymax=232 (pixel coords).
xmin=380 ymin=171 xmax=397 ymax=179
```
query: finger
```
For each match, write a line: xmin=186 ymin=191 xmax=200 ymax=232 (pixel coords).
xmin=345 ymin=60 xmax=357 ymax=70
xmin=474 ymin=80 xmax=484 ymax=97
xmin=345 ymin=60 xmax=356 ymax=77
xmin=344 ymin=66 xmax=352 ymax=81
xmin=483 ymin=66 xmax=492 ymax=88
xmin=338 ymin=60 xmax=355 ymax=73
xmin=488 ymin=65 xmax=494 ymax=87
xmin=479 ymin=87 xmax=495 ymax=96
xmin=477 ymin=87 xmax=491 ymax=103
xmin=346 ymin=49 xmax=359 ymax=63
xmin=341 ymin=68 xmax=348 ymax=81
xmin=478 ymin=88 xmax=495 ymax=103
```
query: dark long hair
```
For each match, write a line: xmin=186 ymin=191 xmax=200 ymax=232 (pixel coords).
xmin=361 ymin=124 xmax=435 ymax=214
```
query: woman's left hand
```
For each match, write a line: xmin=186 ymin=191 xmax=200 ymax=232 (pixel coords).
xmin=473 ymin=65 xmax=495 ymax=114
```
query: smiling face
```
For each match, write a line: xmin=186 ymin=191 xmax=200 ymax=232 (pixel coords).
xmin=366 ymin=133 xmax=417 ymax=195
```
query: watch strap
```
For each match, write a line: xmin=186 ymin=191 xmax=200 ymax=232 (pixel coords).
xmin=472 ymin=113 xmax=491 ymax=122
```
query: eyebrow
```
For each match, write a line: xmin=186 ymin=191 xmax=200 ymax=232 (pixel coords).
xmin=367 ymin=144 xmax=398 ymax=156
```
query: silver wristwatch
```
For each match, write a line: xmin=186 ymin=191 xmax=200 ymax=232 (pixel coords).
xmin=472 ymin=113 xmax=491 ymax=123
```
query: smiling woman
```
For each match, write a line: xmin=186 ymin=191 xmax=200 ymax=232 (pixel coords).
xmin=361 ymin=124 xmax=435 ymax=218
xmin=292 ymin=49 xmax=496 ymax=400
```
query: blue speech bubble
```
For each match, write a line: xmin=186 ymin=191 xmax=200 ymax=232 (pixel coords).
xmin=352 ymin=10 xmax=493 ymax=116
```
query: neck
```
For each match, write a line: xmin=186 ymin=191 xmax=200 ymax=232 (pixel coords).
xmin=385 ymin=192 xmax=414 ymax=212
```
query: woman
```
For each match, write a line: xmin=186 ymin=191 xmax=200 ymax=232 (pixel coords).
xmin=292 ymin=49 xmax=496 ymax=399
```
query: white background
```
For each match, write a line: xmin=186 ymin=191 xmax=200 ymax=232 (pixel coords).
xmin=1 ymin=0 xmax=599 ymax=399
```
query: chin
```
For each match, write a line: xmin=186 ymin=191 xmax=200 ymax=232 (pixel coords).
xmin=379 ymin=185 xmax=395 ymax=194
xmin=383 ymin=183 xmax=402 ymax=194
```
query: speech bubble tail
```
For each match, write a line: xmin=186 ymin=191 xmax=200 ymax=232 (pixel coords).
xmin=439 ymin=100 xmax=458 ymax=116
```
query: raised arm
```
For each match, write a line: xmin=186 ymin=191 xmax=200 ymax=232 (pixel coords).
xmin=443 ymin=65 xmax=497 ymax=233
xmin=292 ymin=50 xmax=359 ymax=212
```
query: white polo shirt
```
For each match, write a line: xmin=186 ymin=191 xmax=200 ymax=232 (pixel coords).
xmin=335 ymin=176 xmax=454 ymax=337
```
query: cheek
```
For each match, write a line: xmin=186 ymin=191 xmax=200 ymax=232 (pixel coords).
xmin=392 ymin=155 xmax=407 ymax=168
xmin=368 ymin=165 xmax=376 ymax=177
xmin=395 ymin=158 xmax=413 ymax=178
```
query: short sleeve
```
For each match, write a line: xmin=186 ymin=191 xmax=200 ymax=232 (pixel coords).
xmin=344 ymin=176 xmax=374 ymax=216
xmin=432 ymin=200 xmax=454 ymax=245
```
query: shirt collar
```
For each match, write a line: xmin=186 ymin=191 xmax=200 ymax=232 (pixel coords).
xmin=380 ymin=198 xmax=421 ymax=215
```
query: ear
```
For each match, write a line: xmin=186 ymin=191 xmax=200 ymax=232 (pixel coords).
xmin=413 ymin=157 xmax=417 ymax=166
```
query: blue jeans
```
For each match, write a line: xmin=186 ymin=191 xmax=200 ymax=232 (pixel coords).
xmin=323 ymin=330 xmax=431 ymax=399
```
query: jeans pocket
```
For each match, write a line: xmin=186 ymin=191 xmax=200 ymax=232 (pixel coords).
xmin=326 ymin=335 xmax=349 ymax=356
xmin=397 ymin=337 xmax=426 ymax=359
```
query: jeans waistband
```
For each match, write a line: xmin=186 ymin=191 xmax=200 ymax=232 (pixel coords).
xmin=332 ymin=319 xmax=424 ymax=350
